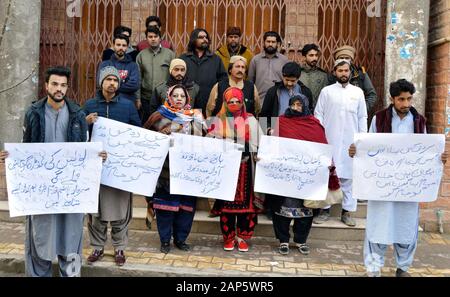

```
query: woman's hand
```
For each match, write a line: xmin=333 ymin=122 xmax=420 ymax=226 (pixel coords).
xmin=98 ymin=151 xmax=107 ymax=162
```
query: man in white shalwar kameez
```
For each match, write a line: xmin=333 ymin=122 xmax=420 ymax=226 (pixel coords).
xmin=314 ymin=59 xmax=367 ymax=226
xmin=349 ymin=79 xmax=447 ymax=277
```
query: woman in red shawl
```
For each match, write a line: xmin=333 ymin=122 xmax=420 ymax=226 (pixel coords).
xmin=207 ymin=87 xmax=263 ymax=252
xmin=267 ymin=95 xmax=340 ymax=255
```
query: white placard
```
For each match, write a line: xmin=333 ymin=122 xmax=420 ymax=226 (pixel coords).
xmin=254 ymin=135 xmax=332 ymax=200
xmin=169 ymin=134 xmax=242 ymax=201
xmin=91 ymin=117 xmax=170 ymax=196
xmin=5 ymin=142 xmax=103 ymax=217
xmin=353 ymin=133 xmax=445 ymax=202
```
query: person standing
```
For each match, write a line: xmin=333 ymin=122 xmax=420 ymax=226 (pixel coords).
xmin=299 ymin=43 xmax=332 ymax=110
xmin=216 ymin=26 xmax=253 ymax=78
xmin=267 ymin=95 xmax=340 ymax=255
xmin=349 ymin=79 xmax=448 ymax=277
xmin=149 ymin=58 xmax=200 ymax=116
xmin=98 ymin=33 xmax=141 ymax=111
xmin=136 ymin=16 xmax=174 ymax=52
xmin=314 ymin=59 xmax=367 ymax=226
xmin=144 ymin=84 xmax=206 ymax=253
xmin=0 ymin=66 xmax=106 ymax=277
xmin=332 ymin=45 xmax=377 ymax=114
xmin=83 ymin=66 xmax=141 ymax=267
xmin=248 ymin=31 xmax=288 ymax=105
xmin=179 ymin=28 xmax=228 ymax=115
xmin=136 ymin=25 xmax=175 ymax=124
xmin=207 ymin=87 xmax=264 ymax=252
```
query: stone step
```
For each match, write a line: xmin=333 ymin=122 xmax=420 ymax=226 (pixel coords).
xmin=0 ymin=201 xmax=366 ymax=241
xmin=134 ymin=195 xmax=368 ymax=219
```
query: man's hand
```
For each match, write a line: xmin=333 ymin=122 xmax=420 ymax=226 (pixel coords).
xmin=348 ymin=143 xmax=356 ymax=158
xmin=0 ymin=150 xmax=9 ymax=163
xmin=442 ymin=151 xmax=448 ymax=165
xmin=98 ymin=151 xmax=107 ymax=162
xmin=135 ymin=99 xmax=142 ymax=110
xmin=86 ymin=112 xmax=98 ymax=125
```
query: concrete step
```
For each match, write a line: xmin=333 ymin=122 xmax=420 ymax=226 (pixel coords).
xmin=0 ymin=201 xmax=366 ymax=241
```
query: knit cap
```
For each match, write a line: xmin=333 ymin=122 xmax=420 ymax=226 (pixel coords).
xmin=98 ymin=66 xmax=121 ymax=87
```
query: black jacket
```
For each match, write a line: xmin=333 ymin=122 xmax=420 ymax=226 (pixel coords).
xmin=260 ymin=80 xmax=313 ymax=119
xmin=179 ymin=51 xmax=228 ymax=114
xmin=22 ymin=97 xmax=88 ymax=143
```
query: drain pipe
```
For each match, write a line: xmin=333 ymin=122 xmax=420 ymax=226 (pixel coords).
xmin=436 ymin=209 xmax=444 ymax=234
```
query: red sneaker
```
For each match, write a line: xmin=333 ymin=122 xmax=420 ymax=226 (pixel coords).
xmin=223 ymin=239 xmax=235 ymax=251
xmin=238 ymin=239 xmax=249 ymax=252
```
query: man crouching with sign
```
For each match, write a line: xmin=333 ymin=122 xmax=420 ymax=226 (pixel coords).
xmin=349 ymin=79 xmax=447 ymax=277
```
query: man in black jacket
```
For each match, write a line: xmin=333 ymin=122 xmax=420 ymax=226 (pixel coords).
xmin=179 ymin=28 xmax=228 ymax=115
xmin=260 ymin=62 xmax=313 ymax=133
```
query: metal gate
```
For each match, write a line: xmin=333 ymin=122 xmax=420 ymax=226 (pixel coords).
xmin=39 ymin=0 xmax=386 ymax=109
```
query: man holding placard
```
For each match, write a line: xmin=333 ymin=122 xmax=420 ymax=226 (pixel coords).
xmin=1 ymin=67 xmax=106 ymax=277
xmin=349 ymin=79 xmax=448 ymax=277
xmin=83 ymin=66 xmax=141 ymax=266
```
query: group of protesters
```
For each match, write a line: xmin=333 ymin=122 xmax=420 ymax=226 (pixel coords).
xmin=0 ymin=15 xmax=447 ymax=278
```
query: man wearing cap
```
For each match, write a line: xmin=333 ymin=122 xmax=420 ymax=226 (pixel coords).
xmin=136 ymin=25 xmax=176 ymax=124
xmin=206 ymin=55 xmax=261 ymax=118
xmin=149 ymin=58 xmax=200 ymax=116
xmin=314 ymin=59 xmax=367 ymax=227
xmin=216 ymin=26 xmax=254 ymax=79
xmin=299 ymin=43 xmax=332 ymax=110
xmin=83 ymin=66 xmax=141 ymax=267
xmin=332 ymin=45 xmax=377 ymax=114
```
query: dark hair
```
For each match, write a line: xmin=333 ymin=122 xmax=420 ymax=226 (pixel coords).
xmin=145 ymin=16 xmax=162 ymax=28
xmin=146 ymin=25 xmax=161 ymax=37
xmin=113 ymin=25 xmax=132 ymax=37
xmin=333 ymin=60 xmax=350 ymax=71
xmin=45 ymin=66 xmax=71 ymax=83
xmin=263 ymin=31 xmax=282 ymax=43
xmin=282 ymin=62 xmax=301 ymax=78
xmin=113 ymin=33 xmax=130 ymax=45
xmin=301 ymin=43 xmax=320 ymax=56
xmin=389 ymin=79 xmax=416 ymax=98
xmin=187 ymin=28 xmax=210 ymax=52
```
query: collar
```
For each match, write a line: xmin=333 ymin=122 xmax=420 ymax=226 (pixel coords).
xmin=391 ymin=106 xmax=412 ymax=121
xmin=97 ymin=91 xmax=119 ymax=103
xmin=148 ymin=44 xmax=162 ymax=54
xmin=335 ymin=82 xmax=350 ymax=88
xmin=229 ymin=78 xmax=244 ymax=88
xmin=262 ymin=52 xmax=280 ymax=59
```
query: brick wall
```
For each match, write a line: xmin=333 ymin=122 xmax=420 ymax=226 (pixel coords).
xmin=422 ymin=0 xmax=450 ymax=231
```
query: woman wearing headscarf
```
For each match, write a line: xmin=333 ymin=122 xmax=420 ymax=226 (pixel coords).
xmin=144 ymin=84 xmax=207 ymax=254
xmin=207 ymin=87 xmax=264 ymax=252
xmin=266 ymin=95 xmax=340 ymax=255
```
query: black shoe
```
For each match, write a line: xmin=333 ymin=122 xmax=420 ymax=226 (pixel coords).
xmin=395 ymin=268 xmax=411 ymax=277
xmin=160 ymin=242 xmax=171 ymax=254
xmin=278 ymin=243 xmax=289 ymax=255
xmin=175 ymin=241 xmax=191 ymax=251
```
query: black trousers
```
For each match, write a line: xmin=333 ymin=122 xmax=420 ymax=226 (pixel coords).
xmin=140 ymin=99 xmax=151 ymax=126
xmin=272 ymin=213 xmax=314 ymax=244
xmin=220 ymin=213 xmax=257 ymax=241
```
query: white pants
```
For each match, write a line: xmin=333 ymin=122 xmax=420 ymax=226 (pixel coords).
xmin=323 ymin=178 xmax=357 ymax=212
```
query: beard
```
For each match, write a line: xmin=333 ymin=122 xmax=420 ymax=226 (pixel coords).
xmin=197 ymin=42 xmax=209 ymax=51
xmin=394 ymin=106 xmax=410 ymax=115
xmin=115 ymin=50 xmax=125 ymax=57
xmin=337 ymin=76 xmax=349 ymax=84
xmin=263 ymin=46 xmax=277 ymax=55
xmin=174 ymin=74 xmax=184 ymax=81
xmin=48 ymin=91 xmax=65 ymax=102
xmin=307 ymin=60 xmax=317 ymax=67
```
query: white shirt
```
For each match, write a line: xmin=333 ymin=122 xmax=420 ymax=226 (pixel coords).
xmin=366 ymin=108 xmax=424 ymax=245
xmin=314 ymin=82 xmax=367 ymax=178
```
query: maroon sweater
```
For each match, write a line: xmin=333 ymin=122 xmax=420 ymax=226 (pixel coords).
xmin=375 ymin=104 xmax=426 ymax=134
